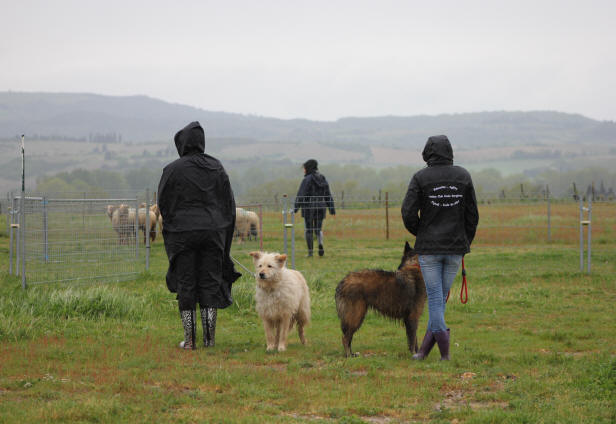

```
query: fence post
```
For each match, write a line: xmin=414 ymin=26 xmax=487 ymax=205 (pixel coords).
xmin=16 ymin=195 xmax=20 ymax=276
xmin=546 ymin=184 xmax=551 ymax=243
xmin=283 ymin=194 xmax=288 ymax=256
xmin=291 ymin=209 xmax=296 ymax=269
xmin=579 ymin=197 xmax=583 ymax=271
xmin=258 ymin=204 xmax=263 ymax=251
xmin=579 ymin=197 xmax=592 ymax=274
xmin=5 ymin=191 xmax=9 ymax=236
xmin=9 ymin=193 xmax=14 ymax=275
xmin=385 ymin=191 xmax=390 ymax=240
xmin=135 ymin=197 xmax=139 ymax=259
xmin=43 ymin=196 xmax=48 ymax=263
xmin=20 ymin=192 xmax=26 ymax=289
xmin=145 ymin=188 xmax=150 ymax=271
xmin=587 ymin=196 xmax=592 ymax=274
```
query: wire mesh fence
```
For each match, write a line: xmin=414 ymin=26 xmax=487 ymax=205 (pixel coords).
xmin=8 ymin=191 xmax=156 ymax=287
xmin=240 ymin=194 xmax=615 ymax=271
xmin=5 ymin=189 xmax=613 ymax=287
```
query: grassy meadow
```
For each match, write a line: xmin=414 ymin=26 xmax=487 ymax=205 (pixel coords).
xmin=0 ymin=202 xmax=615 ymax=423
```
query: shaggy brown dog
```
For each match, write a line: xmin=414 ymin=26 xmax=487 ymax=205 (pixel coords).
xmin=335 ymin=242 xmax=426 ymax=357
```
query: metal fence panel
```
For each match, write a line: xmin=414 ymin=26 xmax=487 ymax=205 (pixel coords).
xmin=14 ymin=196 xmax=146 ymax=286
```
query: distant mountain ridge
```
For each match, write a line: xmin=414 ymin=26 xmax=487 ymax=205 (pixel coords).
xmin=1 ymin=91 xmax=614 ymax=147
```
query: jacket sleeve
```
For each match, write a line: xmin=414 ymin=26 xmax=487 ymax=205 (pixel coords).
xmin=220 ymin=168 xmax=241 ymax=285
xmin=464 ymin=180 xmax=479 ymax=245
xmin=401 ymin=175 xmax=421 ymax=236
xmin=157 ymin=167 xmax=171 ymax=221
xmin=324 ymin=179 xmax=335 ymax=215
xmin=294 ymin=176 xmax=309 ymax=213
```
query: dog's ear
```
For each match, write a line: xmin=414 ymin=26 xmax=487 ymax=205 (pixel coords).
xmin=404 ymin=241 xmax=412 ymax=253
xmin=249 ymin=251 xmax=261 ymax=261
xmin=275 ymin=254 xmax=287 ymax=266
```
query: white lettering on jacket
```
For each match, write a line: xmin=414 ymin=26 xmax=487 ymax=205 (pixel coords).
xmin=429 ymin=185 xmax=463 ymax=207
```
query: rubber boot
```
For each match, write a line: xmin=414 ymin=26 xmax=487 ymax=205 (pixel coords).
xmin=318 ymin=231 xmax=324 ymax=257
xmin=412 ymin=330 xmax=435 ymax=360
xmin=305 ymin=232 xmax=314 ymax=257
xmin=434 ymin=329 xmax=450 ymax=360
xmin=179 ymin=310 xmax=196 ymax=350
xmin=201 ymin=307 xmax=217 ymax=347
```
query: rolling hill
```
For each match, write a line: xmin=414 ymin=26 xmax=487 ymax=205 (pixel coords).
xmin=1 ymin=91 xmax=615 ymax=148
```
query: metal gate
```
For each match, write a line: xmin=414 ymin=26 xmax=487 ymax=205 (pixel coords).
xmin=8 ymin=192 xmax=153 ymax=287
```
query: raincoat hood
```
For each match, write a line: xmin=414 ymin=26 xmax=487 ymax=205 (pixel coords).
xmin=303 ymin=159 xmax=318 ymax=175
xmin=174 ymin=121 xmax=205 ymax=157
xmin=311 ymin=171 xmax=329 ymax=188
xmin=422 ymin=135 xmax=454 ymax=166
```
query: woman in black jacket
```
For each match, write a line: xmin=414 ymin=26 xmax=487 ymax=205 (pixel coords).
xmin=401 ymin=135 xmax=479 ymax=360
xmin=294 ymin=159 xmax=335 ymax=257
xmin=158 ymin=121 xmax=241 ymax=350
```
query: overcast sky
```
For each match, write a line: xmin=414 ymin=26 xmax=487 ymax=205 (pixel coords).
xmin=2 ymin=0 xmax=615 ymax=121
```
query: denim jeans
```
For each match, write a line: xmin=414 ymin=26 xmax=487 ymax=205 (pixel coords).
xmin=418 ymin=254 xmax=463 ymax=333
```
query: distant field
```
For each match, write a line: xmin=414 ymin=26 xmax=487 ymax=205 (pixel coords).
xmin=0 ymin=203 xmax=614 ymax=423
xmin=2 ymin=137 xmax=616 ymax=194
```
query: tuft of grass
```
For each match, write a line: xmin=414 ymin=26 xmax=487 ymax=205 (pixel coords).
xmin=0 ymin=284 xmax=147 ymax=341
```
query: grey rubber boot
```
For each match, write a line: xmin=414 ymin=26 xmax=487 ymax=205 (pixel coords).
xmin=179 ymin=310 xmax=196 ymax=350
xmin=201 ymin=307 xmax=217 ymax=347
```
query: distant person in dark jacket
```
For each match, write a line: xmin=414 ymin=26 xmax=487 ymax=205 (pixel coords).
xmin=158 ymin=121 xmax=241 ymax=350
xmin=294 ymin=159 xmax=335 ymax=257
xmin=401 ymin=135 xmax=479 ymax=361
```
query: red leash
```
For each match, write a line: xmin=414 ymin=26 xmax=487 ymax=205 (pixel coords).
xmin=446 ymin=258 xmax=468 ymax=304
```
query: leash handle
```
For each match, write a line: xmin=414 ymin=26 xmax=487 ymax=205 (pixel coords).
xmin=445 ymin=257 xmax=468 ymax=304
xmin=460 ymin=258 xmax=468 ymax=304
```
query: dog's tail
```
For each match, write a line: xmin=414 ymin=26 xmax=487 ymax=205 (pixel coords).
xmin=335 ymin=276 xmax=359 ymax=320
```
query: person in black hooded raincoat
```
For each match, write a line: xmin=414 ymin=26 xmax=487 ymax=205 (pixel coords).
xmin=294 ymin=159 xmax=335 ymax=257
xmin=401 ymin=135 xmax=479 ymax=361
xmin=158 ymin=121 xmax=241 ymax=350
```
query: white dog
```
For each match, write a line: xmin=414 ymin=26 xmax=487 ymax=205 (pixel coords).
xmin=249 ymin=251 xmax=311 ymax=352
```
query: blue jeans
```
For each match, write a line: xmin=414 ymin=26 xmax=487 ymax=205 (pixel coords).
xmin=418 ymin=254 xmax=463 ymax=333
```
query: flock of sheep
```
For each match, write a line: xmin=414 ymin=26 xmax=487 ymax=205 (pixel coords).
xmin=105 ymin=203 xmax=160 ymax=245
xmin=105 ymin=204 xmax=259 ymax=245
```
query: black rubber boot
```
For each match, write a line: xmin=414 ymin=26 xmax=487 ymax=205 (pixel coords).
xmin=179 ymin=310 xmax=196 ymax=350
xmin=434 ymin=329 xmax=450 ymax=360
xmin=412 ymin=330 xmax=435 ymax=360
xmin=201 ymin=307 xmax=217 ymax=347
xmin=306 ymin=232 xmax=314 ymax=257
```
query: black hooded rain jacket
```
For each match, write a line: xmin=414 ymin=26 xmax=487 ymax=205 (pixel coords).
xmin=401 ymin=135 xmax=479 ymax=255
xmin=158 ymin=121 xmax=240 ymax=309
xmin=294 ymin=170 xmax=335 ymax=220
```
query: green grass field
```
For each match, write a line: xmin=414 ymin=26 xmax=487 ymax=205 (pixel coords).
xmin=0 ymin=204 xmax=615 ymax=423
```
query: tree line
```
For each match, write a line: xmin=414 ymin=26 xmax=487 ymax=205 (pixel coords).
xmin=33 ymin=161 xmax=616 ymax=204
